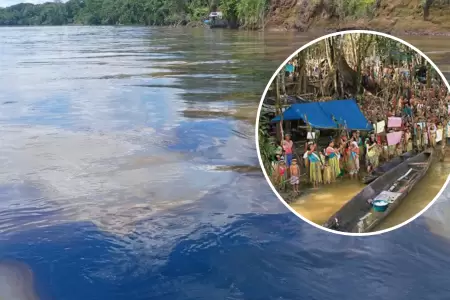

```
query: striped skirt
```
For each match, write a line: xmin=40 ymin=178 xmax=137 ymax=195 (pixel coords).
xmin=309 ymin=161 xmax=323 ymax=184
xmin=329 ymin=156 xmax=340 ymax=180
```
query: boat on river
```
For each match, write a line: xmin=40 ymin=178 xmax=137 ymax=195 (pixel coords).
xmin=206 ymin=11 xmax=228 ymax=28
xmin=323 ymin=149 xmax=433 ymax=233
xmin=361 ymin=150 xmax=416 ymax=184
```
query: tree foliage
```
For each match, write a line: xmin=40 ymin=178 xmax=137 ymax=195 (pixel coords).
xmin=0 ymin=0 xmax=446 ymax=27
xmin=0 ymin=0 xmax=267 ymax=26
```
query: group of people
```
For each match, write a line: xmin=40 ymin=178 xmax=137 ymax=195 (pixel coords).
xmin=269 ymin=93 xmax=449 ymax=194
xmin=270 ymin=56 xmax=450 ymax=194
xmin=271 ymin=131 xmax=376 ymax=192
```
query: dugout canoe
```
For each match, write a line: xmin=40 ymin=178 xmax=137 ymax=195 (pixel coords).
xmin=323 ymin=149 xmax=433 ymax=233
xmin=362 ymin=151 xmax=417 ymax=184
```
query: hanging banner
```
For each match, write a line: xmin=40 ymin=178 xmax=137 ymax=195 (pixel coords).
xmin=388 ymin=117 xmax=402 ymax=128
xmin=436 ymin=129 xmax=443 ymax=142
xmin=373 ymin=121 xmax=385 ymax=133
xmin=387 ymin=131 xmax=403 ymax=146
xmin=307 ymin=132 xmax=316 ymax=140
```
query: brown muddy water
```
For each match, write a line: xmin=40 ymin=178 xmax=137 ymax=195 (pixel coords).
xmin=290 ymin=156 xmax=450 ymax=230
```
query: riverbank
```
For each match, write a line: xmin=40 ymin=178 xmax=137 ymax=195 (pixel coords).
xmin=2 ymin=15 xmax=450 ymax=36
xmin=3 ymin=0 xmax=450 ymax=36
xmin=173 ymin=18 xmax=450 ymax=36
xmin=2 ymin=22 xmax=449 ymax=37
xmin=263 ymin=17 xmax=450 ymax=36
xmin=263 ymin=0 xmax=450 ymax=36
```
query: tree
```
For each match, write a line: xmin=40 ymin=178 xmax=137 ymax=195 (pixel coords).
xmin=423 ymin=0 xmax=434 ymax=20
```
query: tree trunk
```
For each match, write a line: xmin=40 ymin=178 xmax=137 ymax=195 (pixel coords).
xmin=423 ymin=0 xmax=434 ymax=20
xmin=409 ymin=52 xmax=414 ymax=88
xmin=337 ymin=37 xmax=345 ymax=98
xmin=275 ymin=74 xmax=283 ymax=142
xmin=295 ymin=52 xmax=307 ymax=95
xmin=325 ymin=37 xmax=339 ymax=97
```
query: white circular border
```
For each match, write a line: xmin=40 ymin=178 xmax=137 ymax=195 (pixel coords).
xmin=255 ymin=29 xmax=450 ymax=237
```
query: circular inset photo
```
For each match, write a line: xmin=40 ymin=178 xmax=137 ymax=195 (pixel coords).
xmin=256 ymin=30 xmax=450 ymax=236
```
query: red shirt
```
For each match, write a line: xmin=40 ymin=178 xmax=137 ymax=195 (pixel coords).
xmin=282 ymin=140 xmax=293 ymax=154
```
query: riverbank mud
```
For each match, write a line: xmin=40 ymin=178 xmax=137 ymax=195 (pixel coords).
xmin=262 ymin=0 xmax=450 ymax=36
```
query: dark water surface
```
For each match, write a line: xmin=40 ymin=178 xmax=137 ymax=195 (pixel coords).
xmin=1 ymin=26 xmax=450 ymax=299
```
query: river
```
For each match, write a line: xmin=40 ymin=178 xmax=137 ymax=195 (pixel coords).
xmin=1 ymin=26 xmax=450 ymax=299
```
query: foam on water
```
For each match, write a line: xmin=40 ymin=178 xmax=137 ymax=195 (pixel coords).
xmin=0 ymin=261 xmax=39 ymax=300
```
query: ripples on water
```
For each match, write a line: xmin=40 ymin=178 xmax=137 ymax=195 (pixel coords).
xmin=1 ymin=26 xmax=450 ymax=299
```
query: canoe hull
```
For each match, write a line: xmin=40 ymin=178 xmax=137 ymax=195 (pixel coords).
xmin=324 ymin=150 xmax=433 ymax=233
xmin=362 ymin=151 xmax=416 ymax=184
xmin=209 ymin=19 xmax=228 ymax=28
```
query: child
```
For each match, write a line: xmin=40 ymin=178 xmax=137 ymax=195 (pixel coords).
xmin=415 ymin=124 xmax=423 ymax=151
xmin=351 ymin=141 xmax=360 ymax=177
xmin=289 ymin=158 xmax=300 ymax=194
xmin=423 ymin=127 xmax=429 ymax=149
xmin=366 ymin=139 xmax=378 ymax=173
xmin=406 ymin=138 xmax=413 ymax=152
xmin=323 ymin=156 xmax=332 ymax=184
xmin=429 ymin=123 xmax=437 ymax=148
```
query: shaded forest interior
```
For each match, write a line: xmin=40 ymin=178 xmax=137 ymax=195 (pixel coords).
xmin=266 ymin=33 xmax=436 ymax=113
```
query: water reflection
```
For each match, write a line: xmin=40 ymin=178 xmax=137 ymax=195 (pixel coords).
xmin=1 ymin=26 xmax=450 ymax=299
xmin=1 ymin=27 xmax=450 ymax=237
xmin=0 ymin=26 xmax=306 ymax=237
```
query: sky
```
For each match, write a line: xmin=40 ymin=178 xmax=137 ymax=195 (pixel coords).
xmin=0 ymin=0 xmax=64 ymax=7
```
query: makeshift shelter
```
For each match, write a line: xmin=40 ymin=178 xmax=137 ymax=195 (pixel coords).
xmin=271 ymin=99 xmax=372 ymax=131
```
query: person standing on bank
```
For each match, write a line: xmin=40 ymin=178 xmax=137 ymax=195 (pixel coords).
xmin=289 ymin=159 xmax=300 ymax=194
xmin=415 ymin=123 xmax=423 ymax=151
xmin=282 ymin=134 xmax=294 ymax=167
xmin=306 ymin=143 xmax=323 ymax=188
xmin=325 ymin=140 xmax=340 ymax=181
xmin=429 ymin=123 xmax=437 ymax=148
xmin=356 ymin=131 xmax=364 ymax=165
xmin=366 ymin=137 xmax=378 ymax=174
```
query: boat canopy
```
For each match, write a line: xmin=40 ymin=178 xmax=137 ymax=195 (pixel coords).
xmin=209 ymin=12 xmax=223 ymax=18
xmin=271 ymin=99 xmax=372 ymax=130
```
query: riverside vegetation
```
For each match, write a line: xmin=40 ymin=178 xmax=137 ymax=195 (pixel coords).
xmin=1 ymin=0 xmax=450 ymax=31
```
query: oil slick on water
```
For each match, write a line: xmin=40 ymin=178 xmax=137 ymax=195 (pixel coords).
xmin=0 ymin=261 xmax=39 ymax=300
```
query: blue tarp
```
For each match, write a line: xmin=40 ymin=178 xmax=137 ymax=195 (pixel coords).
xmin=271 ymin=99 xmax=372 ymax=131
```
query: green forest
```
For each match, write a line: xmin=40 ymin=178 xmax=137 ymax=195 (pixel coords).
xmin=0 ymin=0 xmax=269 ymax=27
xmin=0 ymin=0 xmax=447 ymax=28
